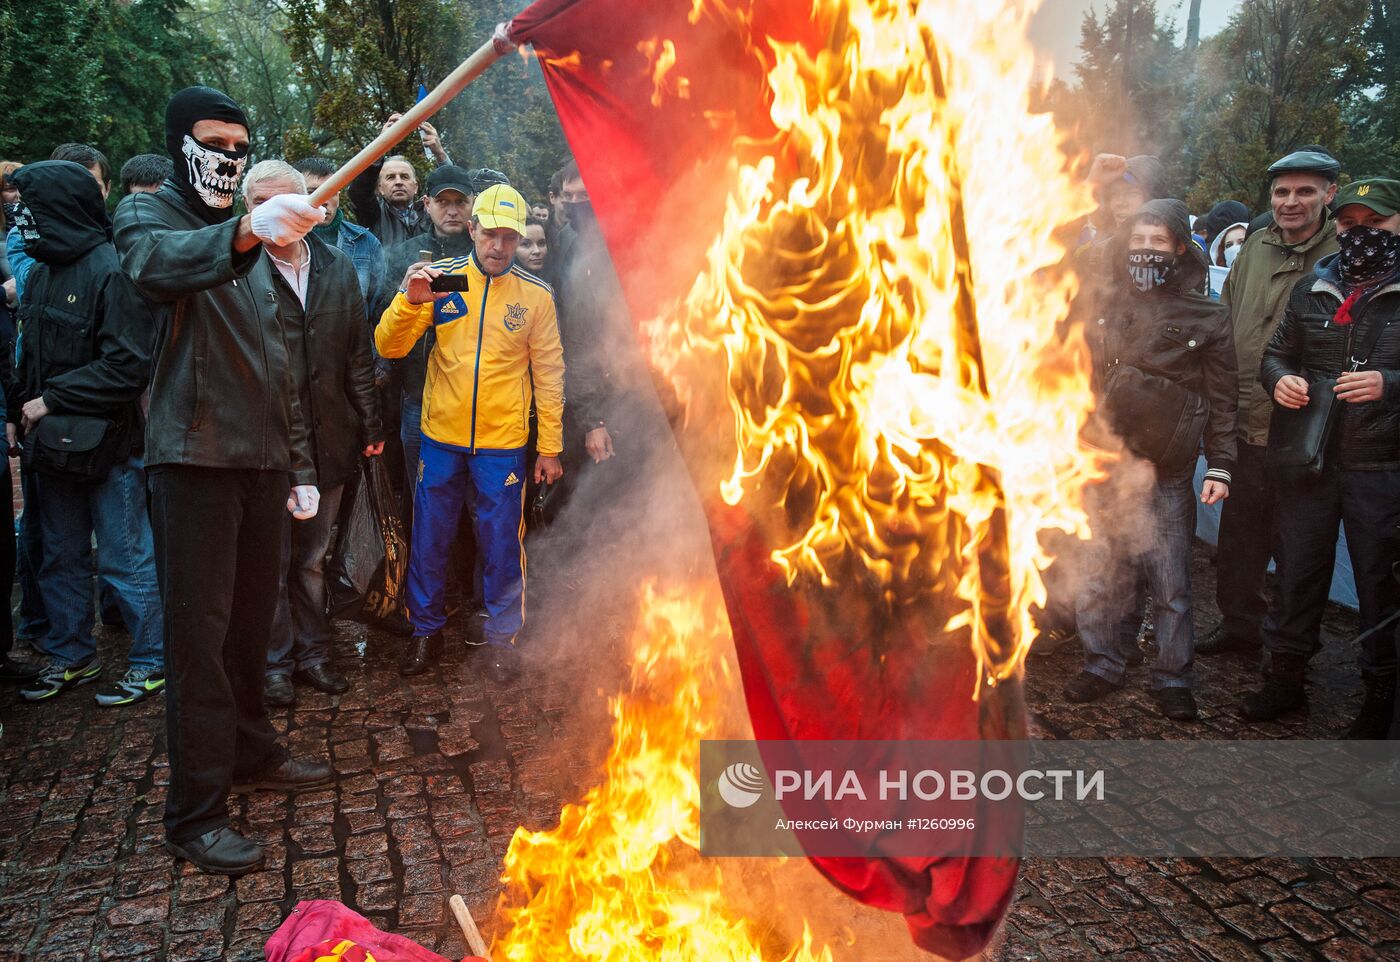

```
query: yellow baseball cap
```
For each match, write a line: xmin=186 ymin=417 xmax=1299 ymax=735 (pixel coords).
xmin=473 ymin=183 xmax=527 ymax=234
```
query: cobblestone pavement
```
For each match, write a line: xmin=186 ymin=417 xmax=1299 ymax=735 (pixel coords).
xmin=0 ymin=543 xmax=1396 ymax=962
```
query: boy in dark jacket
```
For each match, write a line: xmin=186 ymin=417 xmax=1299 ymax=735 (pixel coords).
xmin=1243 ymin=178 xmax=1400 ymax=734
xmin=1065 ymin=199 xmax=1238 ymax=721
xmin=6 ymin=160 xmax=164 ymax=707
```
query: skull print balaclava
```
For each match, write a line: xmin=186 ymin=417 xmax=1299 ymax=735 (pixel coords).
xmin=164 ymin=86 xmax=250 ymax=223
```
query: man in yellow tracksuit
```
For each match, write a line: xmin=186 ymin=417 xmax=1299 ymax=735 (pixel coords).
xmin=375 ymin=184 xmax=565 ymax=680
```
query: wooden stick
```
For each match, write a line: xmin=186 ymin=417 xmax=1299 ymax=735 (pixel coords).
xmin=448 ymin=893 xmax=490 ymax=958
xmin=307 ymin=37 xmax=505 ymax=207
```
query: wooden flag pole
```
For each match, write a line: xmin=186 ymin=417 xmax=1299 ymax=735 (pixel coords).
xmin=308 ymin=36 xmax=506 ymax=207
xmin=448 ymin=894 xmax=491 ymax=957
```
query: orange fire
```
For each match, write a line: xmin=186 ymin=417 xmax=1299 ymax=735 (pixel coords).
xmin=495 ymin=582 xmax=831 ymax=962
xmin=494 ymin=0 xmax=1101 ymax=957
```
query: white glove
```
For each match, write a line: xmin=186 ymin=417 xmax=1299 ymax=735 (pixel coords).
xmin=287 ymin=484 xmax=320 ymax=520
xmin=251 ymin=194 xmax=325 ymax=247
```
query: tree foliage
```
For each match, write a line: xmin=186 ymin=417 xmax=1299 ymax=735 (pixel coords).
xmin=1048 ymin=0 xmax=1394 ymax=212
xmin=0 ymin=0 xmax=211 ymax=164
xmin=283 ymin=0 xmax=569 ymax=200
xmin=1183 ymin=0 xmax=1371 ymax=210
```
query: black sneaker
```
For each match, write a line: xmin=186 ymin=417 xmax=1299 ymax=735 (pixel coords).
xmin=1062 ymin=670 xmax=1122 ymax=704
xmin=1153 ymin=687 xmax=1198 ymax=721
xmin=20 ymin=656 xmax=102 ymax=701
xmin=94 ymin=666 xmax=165 ymax=706
xmin=1031 ymin=626 xmax=1078 ymax=658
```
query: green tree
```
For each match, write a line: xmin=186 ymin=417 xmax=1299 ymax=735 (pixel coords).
xmin=1071 ymin=0 xmax=1186 ymax=159
xmin=0 ymin=0 xmax=211 ymax=165
xmin=191 ymin=0 xmax=316 ymax=158
xmin=283 ymin=0 xmax=568 ymax=200
xmin=1346 ymin=0 xmax=1400 ymax=179
xmin=1182 ymin=0 xmax=1372 ymax=211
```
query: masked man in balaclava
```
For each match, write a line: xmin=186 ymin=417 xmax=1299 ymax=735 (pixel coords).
xmin=113 ymin=86 xmax=332 ymax=876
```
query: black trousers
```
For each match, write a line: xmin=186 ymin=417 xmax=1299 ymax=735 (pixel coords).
xmin=149 ymin=465 xmax=289 ymax=843
xmin=1261 ymin=466 xmax=1400 ymax=680
xmin=1216 ymin=442 xmax=1275 ymax=639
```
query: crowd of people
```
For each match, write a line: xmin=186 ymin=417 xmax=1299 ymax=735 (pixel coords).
xmin=0 ymin=86 xmax=636 ymax=875
xmin=1 ymin=81 xmax=1398 ymax=876
xmin=1043 ymin=146 xmax=1400 ymax=746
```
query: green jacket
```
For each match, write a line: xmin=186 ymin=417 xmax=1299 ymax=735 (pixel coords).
xmin=1220 ymin=216 xmax=1338 ymax=446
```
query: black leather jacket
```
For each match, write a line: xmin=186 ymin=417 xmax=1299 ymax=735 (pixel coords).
xmin=113 ymin=182 xmax=315 ymax=483
xmin=274 ymin=234 xmax=382 ymax=490
xmin=1261 ymin=255 xmax=1400 ymax=471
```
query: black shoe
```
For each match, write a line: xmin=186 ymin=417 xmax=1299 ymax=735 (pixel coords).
xmin=0 ymin=655 xmax=42 ymax=683
xmin=1154 ymin=687 xmax=1198 ymax=721
xmin=484 ymin=646 xmax=520 ymax=684
xmin=264 ymin=672 xmax=294 ymax=707
xmin=295 ymin=663 xmax=349 ymax=695
xmin=1197 ymin=622 xmax=1260 ymax=656
xmin=1345 ymin=675 xmax=1396 ymax=740
xmin=164 ymin=826 xmax=264 ymax=876
xmin=400 ymin=633 xmax=443 ymax=677
xmin=1063 ymin=670 xmax=1122 ymax=704
xmin=1240 ymin=655 xmax=1308 ymax=722
xmin=232 ymin=755 xmax=333 ymax=794
xmin=1031 ymin=626 xmax=1077 ymax=658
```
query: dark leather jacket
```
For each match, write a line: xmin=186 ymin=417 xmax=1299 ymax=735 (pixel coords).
xmin=274 ymin=234 xmax=383 ymax=490
xmin=113 ymin=182 xmax=315 ymax=483
xmin=1261 ymin=256 xmax=1400 ymax=471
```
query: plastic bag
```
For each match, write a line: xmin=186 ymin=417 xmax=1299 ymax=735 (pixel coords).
xmin=327 ymin=456 xmax=412 ymax=635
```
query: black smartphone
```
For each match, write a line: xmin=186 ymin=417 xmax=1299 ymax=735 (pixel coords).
xmin=430 ymin=274 xmax=471 ymax=293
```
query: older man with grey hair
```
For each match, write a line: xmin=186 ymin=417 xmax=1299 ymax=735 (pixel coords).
xmin=243 ymin=160 xmax=384 ymax=708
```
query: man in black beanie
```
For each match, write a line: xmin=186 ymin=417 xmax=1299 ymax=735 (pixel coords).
xmin=113 ymin=85 xmax=333 ymax=876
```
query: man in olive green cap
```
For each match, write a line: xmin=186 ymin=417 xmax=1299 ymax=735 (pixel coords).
xmin=1243 ymin=175 xmax=1400 ymax=733
xmin=1201 ymin=148 xmax=1341 ymax=657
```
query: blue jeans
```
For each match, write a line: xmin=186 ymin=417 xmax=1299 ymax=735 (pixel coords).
xmin=36 ymin=458 xmax=163 ymax=671
xmin=16 ymin=466 xmax=49 ymax=640
xmin=1078 ymin=465 xmax=1197 ymax=690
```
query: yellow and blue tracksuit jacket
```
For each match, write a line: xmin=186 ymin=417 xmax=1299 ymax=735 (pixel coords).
xmin=374 ymin=250 xmax=565 ymax=456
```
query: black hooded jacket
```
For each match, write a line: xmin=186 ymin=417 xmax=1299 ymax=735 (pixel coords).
xmin=7 ymin=161 xmax=150 ymax=453
xmin=1082 ymin=198 xmax=1239 ymax=479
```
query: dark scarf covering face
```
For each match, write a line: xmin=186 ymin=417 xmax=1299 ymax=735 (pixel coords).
xmin=165 ymin=86 xmax=250 ymax=224
xmin=1338 ymin=226 xmax=1400 ymax=289
xmin=1125 ymin=249 xmax=1176 ymax=293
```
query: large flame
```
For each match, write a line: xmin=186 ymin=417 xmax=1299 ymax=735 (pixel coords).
xmin=494 ymin=0 xmax=1101 ymax=957
xmin=648 ymin=0 xmax=1102 ymax=686
xmin=495 ymin=582 xmax=832 ymax=962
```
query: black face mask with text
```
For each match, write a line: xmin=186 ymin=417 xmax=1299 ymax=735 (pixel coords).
xmin=1338 ymin=226 xmax=1400 ymax=288
xmin=1126 ymin=249 xmax=1176 ymax=294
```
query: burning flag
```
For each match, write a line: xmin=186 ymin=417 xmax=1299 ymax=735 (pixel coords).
xmin=495 ymin=0 xmax=1101 ymax=957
